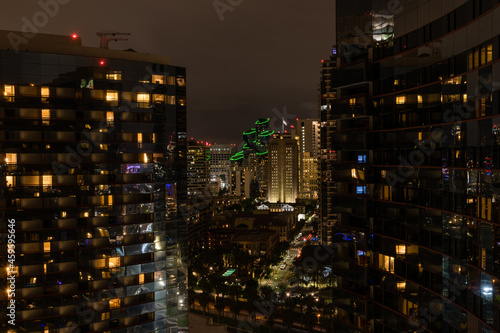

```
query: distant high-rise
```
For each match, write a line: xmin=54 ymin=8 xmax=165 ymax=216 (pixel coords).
xmin=0 ymin=31 xmax=187 ymax=332
xmin=294 ymin=118 xmax=321 ymax=199
xmin=321 ymin=1 xmax=500 ymax=332
xmin=209 ymin=144 xmax=236 ymax=194
xmin=187 ymin=140 xmax=210 ymax=196
xmin=268 ymin=133 xmax=299 ymax=203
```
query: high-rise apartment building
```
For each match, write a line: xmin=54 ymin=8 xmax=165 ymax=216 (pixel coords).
xmin=209 ymin=144 xmax=236 ymax=194
xmin=301 ymin=152 xmax=319 ymax=199
xmin=294 ymin=118 xmax=321 ymax=199
xmin=268 ymin=133 xmax=299 ymax=203
xmin=321 ymin=0 xmax=500 ymax=332
xmin=296 ymin=118 xmax=321 ymax=158
xmin=187 ymin=140 xmax=210 ymax=196
xmin=0 ymin=31 xmax=188 ymax=332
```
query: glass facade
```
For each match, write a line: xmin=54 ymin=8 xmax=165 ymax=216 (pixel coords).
xmin=321 ymin=0 xmax=500 ymax=332
xmin=0 ymin=43 xmax=187 ymax=332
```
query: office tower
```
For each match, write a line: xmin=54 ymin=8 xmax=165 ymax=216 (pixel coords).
xmin=321 ymin=0 xmax=500 ymax=331
xmin=268 ymin=133 xmax=299 ymax=203
xmin=230 ymin=118 xmax=272 ymax=199
xmin=295 ymin=118 xmax=321 ymax=199
xmin=187 ymin=140 xmax=210 ymax=196
xmin=0 ymin=31 xmax=188 ymax=332
xmin=209 ymin=144 xmax=236 ymax=194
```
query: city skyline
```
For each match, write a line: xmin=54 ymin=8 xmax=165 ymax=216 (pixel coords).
xmin=0 ymin=1 xmax=335 ymax=143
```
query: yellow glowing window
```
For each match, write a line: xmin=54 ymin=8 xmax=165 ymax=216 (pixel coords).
xmin=474 ymin=49 xmax=479 ymax=68
xmin=41 ymin=86 xmax=49 ymax=103
xmin=6 ymin=176 xmax=15 ymax=187
xmin=41 ymin=109 xmax=50 ymax=125
xmin=44 ymin=242 xmax=51 ymax=252
xmin=468 ymin=53 xmax=474 ymax=70
xmin=463 ymin=94 xmax=468 ymax=102
xmin=394 ymin=79 xmax=399 ymax=86
xmin=167 ymin=96 xmax=175 ymax=105
xmin=396 ymin=245 xmax=406 ymax=255
xmin=152 ymin=133 xmax=156 ymax=143
xmin=137 ymin=93 xmax=150 ymax=103
xmin=4 ymin=85 xmax=14 ymax=96
xmin=418 ymin=132 xmax=423 ymax=141
xmin=106 ymin=71 xmax=122 ymax=81
xmin=83 ymin=212 xmax=89 ymax=217
xmin=106 ymin=111 xmax=114 ymax=122
xmin=487 ymin=44 xmax=493 ymax=63
xmin=351 ymin=169 xmax=358 ymax=179
xmin=349 ymin=98 xmax=356 ymax=106
xmin=142 ymin=153 xmax=148 ymax=163
xmin=101 ymin=312 xmax=110 ymax=320
xmin=108 ymin=195 xmax=113 ymax=206
xmin=100 ymin=144 xmax=108 ymax=151
xmin=44 ymin=264 xmax=47 ymax=273
xmin=397 ymin=281 xmax=406 ymax=291
xmin=167 ymin=76 xmax=175 ymax=85
xmin=5 ymin=153 xmax=17 ymax=164
xmin=139 ymin=274 xmax=145 ymax=284
xmin=43 ymin=175 xmax=52 ymax=186
xmin=481 ymin=47 xmax=486 ymax=65
xmin=417 ymin=95 xmax=423 ymax=104
xmin=109 ymin=257 xmax=120 ymax=268
xmin=396 ymin=96 xmax=406 ymax=105
xmin=152 ymin=75 xmax=165 ymax=84
xmin=61 ymin=211 xmax=67 ymax=218
xmin=109 ymin=299 xmax=120 ymax=309
xmin=106 ymin=91 xmax=118 ymax=101
xmin=137 ymin=133 xmax=143 ymax=143
xmin=176 ymin=76 xmax=186 ymax=86
xmin=178 ymin=97 xmax=186 ymax=106
xmin=153 ymin=94 xmax=165 ymax=103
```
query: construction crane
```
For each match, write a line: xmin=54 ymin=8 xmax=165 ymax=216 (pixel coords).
xmin=96 ymin=31 xmax=130 ymax=49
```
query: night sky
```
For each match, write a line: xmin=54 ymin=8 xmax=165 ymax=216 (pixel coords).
xmin=1 ymin=0 xmax=335 ymax=143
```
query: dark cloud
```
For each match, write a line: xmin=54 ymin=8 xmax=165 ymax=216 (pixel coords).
xmin=0 ymin=0 xmax=335 ymax=143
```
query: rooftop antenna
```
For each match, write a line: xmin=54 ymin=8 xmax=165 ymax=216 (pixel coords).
xmin=96 ymin=31 xmax=131 ymax=49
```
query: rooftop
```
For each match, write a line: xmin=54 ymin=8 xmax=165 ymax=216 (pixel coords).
xmin=0 ymin=30 xmax=170 ymax=64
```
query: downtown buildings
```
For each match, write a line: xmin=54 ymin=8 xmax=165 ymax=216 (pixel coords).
xmin=268 ymin=133 xmax=300 ymax=203
xmin=320 ymin=0 xmax=500 ymax=332
xmin=0 ymin=31 xmax=188 ymax=332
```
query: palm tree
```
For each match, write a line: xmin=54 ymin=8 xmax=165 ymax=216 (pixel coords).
xmin=214 ymin=296 xmax=226 ymax=323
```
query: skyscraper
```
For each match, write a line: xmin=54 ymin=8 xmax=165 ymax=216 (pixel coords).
xmin=0 ymin=31 xmax=188 ymax=332
xmin=209 ymin=144 xmax=236 ymax=194
xmin=268 ymin=133 xmax=299 ymax=203
xmin=187 ymin=140 xmax=210 ymax=196
xmin=321 ymin=1 xmax=500 ymax=331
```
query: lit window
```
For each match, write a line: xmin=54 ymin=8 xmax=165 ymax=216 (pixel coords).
xmin=61 ymin=211 xmax=67 ymax=218
xmin=6 ymin=176 xmax=15 ymax=187
xmin=137 ymin=93 xmax=150 ymax=103
xmin=152 ymin=75 xmax=165 ymax=84
xmin=142 ymin=153 xmax=148 ymax=163
xmin=42 ymin=109 xmax=50 ymax=125
xmin=41 ymin=86 xmax=49 ymax=103
xmin=417 ymin=95 xmax=423 ymax=104
xmin=396 ymin=96 xmax=406 ymax=105
xmin=5 ymin=153 xmax=17 ymax=164
xmin=481 ymin=47 xmax=486 ymax=65
xmin=167 ymin=76 xmax=175 ymax=85
xmin=474 ymin=49 xmax=479 ymax=68
xmin=397 ymin=281 xmax=406 ymax=291
xmin=43 ymin=175 xmax=52 ymax=186
xmin=109 ymin=257 xmax=120 ymax=268
xmin=106 ymin=71 xmax=122 ymax=81
xmin=153 ymin=94 xmax=165 ymax=103
xmin=137 ymin=133 xmax=143 ymax=143
xmin=356 ymin=186 xmax=366 ymax=194
xmin=487 ymin=44 xmax=493 ymax=63
xmin=178 ymin=97 xmax=186 ymax=106
xmin=167 ymin=96 xmax=175 ymax=105
xmin=176 ymin=76 xmax=186 ymax=86
xmin=109 ymin=298 xmax=120 ymax=309
xmin=396 ymin=245 xmax=406 ymax=255
xmin=106 ymin=91 xmax=118 ymax=102
xmin=106 ymin=111 xmax=114 ymax=123
xmin=139 ymin=274 xmax=145 ymax=284
xmin=349 ymin=98 xmax=356 ymax=106
xmin=357 ymin=154 xmax=367 ymax=163
xmin=44 ymin=242 xmax=51 ymax=252
xmin=4 ymin=85 xmax=14 ymax=101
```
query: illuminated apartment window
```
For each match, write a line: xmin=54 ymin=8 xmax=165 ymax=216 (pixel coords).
xmin=463 ymin=94 xmax=468 ymax=102
xmin=106 ymin=90 xmax=119 ymax=102
xmin=109 ymin=257 xmax=120 ymax=268
xmin=137 ymin=93 xmax=150 ymax=103
xmin=41 ymin=86 xmax=49 ymax=103
xmin=153 ymin=94 xmax=165 ymax=103
xmin=44 ymin=264 xmax=47 ymax=273
xmin=349 ymin=98 xmax=356 ymax=106
xmin=481 ymin=47 xmax=486 ymax=65
xmin=176 ymin=76 xmax=186 ymax=86
xmin=44 ymin=242 xmax=51 ymax=252
xmin=396 ymin=96 xmax=406 ymax=105
xmin=396 ymin=245 xmax=406 ymax=255
xmin=41 ymin=109 xmax=50 ymax=125
xmin=6 ymin=176 xmax=15 ymax=187
xmin=487 ymin=44 xmax=493 ymax=63
xmin=108 ymin=195 xmax=113 ymax=206
xmin=109 ymin=298 xmax=121 ymax=309
xmin=142 ymin=153 xmax=149 ymax=163
xmin=4 ymin=85 xmax=14 ymax=101
xmin=167 ymin=76 xmax=175 ymax=85
xmin=152 ymin=74 xmax=165 ymax=84
xmin=101 ymin=312 xmax=110 ymax=320
xmin=100 ymin=144 xmax=108 ymax=151
xmin=83 ymin=212 xmax=89 ymax=218
xmin=137 ymin=133 xmax=143 ymax=143
xmin=43 ymin=175 xmax=52 ymax=186
xmin=152 ymin=133 xmax=156 ymax=143
xmin=167 ymin=96 xmax=176 ymax=105
xmin=139 ymin=274 xmax=145 ymax=284
xmin=417 ymin=95 xmax=423 ymax=104
xmin=5 ymin=153 xmax=17 ymax=164
xmin=397 ymin=281 xmax=406 ymax=291
xmin=351 ymin=169 xmax=358 ymax=179
xmin=394 ymin=79 xmax=399 ymax=86
xmin=418 ymin=132 xmax=423 ymax=141
xmin=61 ymin=211 xmax=67 ymax=218
xmin=178 ymin=97 xmax=186 ymax=106
xmin=379 ymin=254 xmax=395 ymax=273
xmin=474 ymin=49 xmax=479 ymax=68
xmin=468 ymin=53 xmax=474 ymax=70
xmin=106 ymin=71 xmax=122 ymax=81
